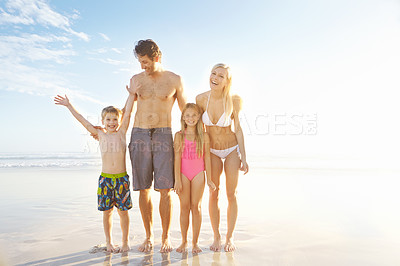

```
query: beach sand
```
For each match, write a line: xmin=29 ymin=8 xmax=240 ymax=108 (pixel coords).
xmin=1 ymin=159 xmax=400 ymax=265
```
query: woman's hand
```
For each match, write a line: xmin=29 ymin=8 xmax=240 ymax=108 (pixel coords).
xmin=240 ymin=160 xmax=249 ymax=175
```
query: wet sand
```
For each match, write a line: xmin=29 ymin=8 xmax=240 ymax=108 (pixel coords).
xmin=0 ymin=161 xmax=399 ymax=265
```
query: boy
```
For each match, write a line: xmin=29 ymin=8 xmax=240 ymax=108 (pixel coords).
xmin=54 ymin=90 xmax=135 ymax=253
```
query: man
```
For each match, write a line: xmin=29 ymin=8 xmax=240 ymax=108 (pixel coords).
xmin=127 ymin=39 xmax=186 ymax=253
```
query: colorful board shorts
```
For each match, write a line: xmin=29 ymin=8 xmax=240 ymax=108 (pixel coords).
xmin=97 ymin=172 xmax=132 ymax=211
xmin=129 ymin=127 xmax=174 ymax=191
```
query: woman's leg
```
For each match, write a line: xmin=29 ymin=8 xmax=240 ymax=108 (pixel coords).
xmin=176 ymin=174 xmax=191 ymax=253
xmin=209 ymin=153 xmax=223 ymax=251
xmin=190 ymin=171 xmax=205 ymax=254
xmin=223 ymin=149 xmax=241 ymax=252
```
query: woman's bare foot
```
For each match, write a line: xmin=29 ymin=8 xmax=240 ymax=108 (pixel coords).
xmin=121 ymin=241 xmax=130 ymax=252
xmin=138 ymin=238 xmax=153 ymax=252
xmin=224 ymin=238 xmax=236 ymax=252
xmin=192 ymin=243 xmax=202 ymax=254
xmin=210 ymin=236 xmax=221 ymax=252
xmin=176 ymin=241 xmax=187 ymax=253
xmin=160 ymin=237 xmax=173 ymax=253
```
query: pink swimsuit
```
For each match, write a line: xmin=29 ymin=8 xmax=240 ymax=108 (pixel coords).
xmin=181 ymin=135 xmax=205 ymax=181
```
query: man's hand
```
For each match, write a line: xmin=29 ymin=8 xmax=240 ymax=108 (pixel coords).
xmin=90 ymin=126 xmax=104 ymax=141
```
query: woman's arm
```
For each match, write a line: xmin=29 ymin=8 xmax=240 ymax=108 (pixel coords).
xmin=232 ymin=95 xmax=249 ymax=174
xmin=173 ymin=132 xmax=183 ymax=194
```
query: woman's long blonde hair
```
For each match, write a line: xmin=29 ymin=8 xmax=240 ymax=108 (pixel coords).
xmin=180 ymin=103 xmax=204 ymax=158
xmin=212 ymin=63 xmax=233 ymax=124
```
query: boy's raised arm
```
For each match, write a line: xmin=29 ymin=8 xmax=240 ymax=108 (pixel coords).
xmin=54 ymin=95 xmax=98 ymax=135
xmin=119 ymin=93 xmax=135 ymax=133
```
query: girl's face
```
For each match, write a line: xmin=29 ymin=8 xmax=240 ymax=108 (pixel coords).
xmin=210 ymin=67 xmax=228 ymax=91
xmin=183 ymin=108 xmax=200 ymax=127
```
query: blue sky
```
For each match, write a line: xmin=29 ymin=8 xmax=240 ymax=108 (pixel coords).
xmin=1 ymin=0 xmax=399 ymax=161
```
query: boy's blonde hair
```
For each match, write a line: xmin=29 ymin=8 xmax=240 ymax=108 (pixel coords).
xmin=101 ymin=106 xmax=122 ymax=121
xmin=180 ymin=103 xmax=204 ymax=158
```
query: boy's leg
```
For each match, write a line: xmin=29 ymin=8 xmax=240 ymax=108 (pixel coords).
xmin=117 ymin=209 xmax=130 ymax=252
xmin=103 ymin=209 xmax=116 ymax=252
xmin=190 ymin=172 xmax=205 ymax=254
xmin=176 ymin=175 xmax=191 ymax=253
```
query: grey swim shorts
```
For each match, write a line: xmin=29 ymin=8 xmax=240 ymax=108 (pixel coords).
xmin=128 ymin=127 xmax=174 ymax=191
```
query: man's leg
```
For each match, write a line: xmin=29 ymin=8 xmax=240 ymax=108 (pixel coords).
xmin=138 ymin=188 xmax=154 ymax=252
xmin=159 ymin=188 xmax=173 ymax=253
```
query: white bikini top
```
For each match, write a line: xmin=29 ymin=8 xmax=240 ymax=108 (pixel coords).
xmin=202 ymin=92 xmax=232 ymax=127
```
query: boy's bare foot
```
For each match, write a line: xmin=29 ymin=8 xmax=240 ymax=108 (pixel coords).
xmin=210 ymin=236 xmax=221 ymax=252
xmin=192 ymin=243 xmax=202 ymax=254
xmin=138 ymin=238 xmax=153 ymax=252
xmin=160 ymin=237 xmax=173 ymax=253
xmin=121 ymin=242 xmax=130 ymax=252
xmin=176 ymin=241 xmax=187 ymax=253
xmin=224 ymin=238 xmax=236 ymax=252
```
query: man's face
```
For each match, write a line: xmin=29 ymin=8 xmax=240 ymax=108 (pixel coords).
xmin=138 ymin=55 xmax=157 ymax=75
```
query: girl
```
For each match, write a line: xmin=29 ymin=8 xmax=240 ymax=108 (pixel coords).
xmin=174 ymin=103 xmax=216 ymax=254
xmin=196 ymin=63 xmax=249 ymax=252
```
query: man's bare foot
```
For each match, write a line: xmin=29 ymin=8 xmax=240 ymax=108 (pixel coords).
xmin=138 ymin=238 xmax=153 ymax=253
xmin=176 ymin=241 xmax=187 ymax=253
xmin=224 ymin=238 xmax=236 ymax=252
xmin=210 ymin=236 xmax=221 ymax=252
xmin=160 ymin=237 xmax=173 ymax=253
xmin=106 ymin=242 xmax=118 ymax=253
xmin=192 ymin=243 xmax=202 ymax=254
xmin=121 ymin=242 xmax=130 ymax=252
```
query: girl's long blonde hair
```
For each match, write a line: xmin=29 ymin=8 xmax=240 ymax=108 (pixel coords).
xmin=180 ymin=103 xmax=204 ymax=158
xmin=212 ymin=63 xmax=233 ymax=124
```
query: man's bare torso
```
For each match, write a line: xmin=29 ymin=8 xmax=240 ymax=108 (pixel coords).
xmin=133 ymin=71 xmax=180 ymax=129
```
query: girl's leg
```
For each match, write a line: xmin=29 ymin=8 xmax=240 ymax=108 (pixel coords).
xmin=103 ymin=208 xmax=116 ymax=252
xmin=209 ymin=153 xmax=223 ymax=251
xmin=176 ymin=174 xmax=191 ymax=253
xmin=190 ymin=171 xmax=205 ymax=254
xmin=117 ymin=209 xmax=130 ymax=252
xmin=223 ymin=150 xmax=241 ymax=252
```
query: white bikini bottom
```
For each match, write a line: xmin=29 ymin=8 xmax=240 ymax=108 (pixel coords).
xmin=210 ymin=145 xmax=240 ymax=159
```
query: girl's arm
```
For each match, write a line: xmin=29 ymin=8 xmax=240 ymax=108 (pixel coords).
xmin=173 ymin=132 xmax=183 ymax=195
xmin=54 ymin=95 xmax=98 ymax=135
xmin=204 ymin=132 xmax=216 ymax=190
xmin=232 ymin=95 xmax=249 ymax=174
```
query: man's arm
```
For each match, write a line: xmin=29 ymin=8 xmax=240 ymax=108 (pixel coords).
xmin=175 ymin=75 xmax=187 ymax=111
xmin=54 ymin=95 xmax=98 ymax=135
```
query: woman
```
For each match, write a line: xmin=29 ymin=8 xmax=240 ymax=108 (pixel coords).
xmin=196 ymin=63 xmax=249 ymax=252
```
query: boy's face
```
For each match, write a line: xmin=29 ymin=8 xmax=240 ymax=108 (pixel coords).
xmin=102 ymin=113 xmax=120 ymax=132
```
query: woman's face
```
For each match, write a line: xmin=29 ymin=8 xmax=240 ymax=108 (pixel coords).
xmin=210 ymin=67 xmax=228 ymax=91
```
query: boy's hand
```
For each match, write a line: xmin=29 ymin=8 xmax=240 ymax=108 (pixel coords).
xmin=90 ymin=126 xmax=104 ymax=141
xmin=54 ymin=95 xmax=70 ymax=106
xmin=207 ymin=180 xmax=216 ymax=191
xmin=126 ymin=78 xmax=141 ymax=94
xmin=174 ymin=182 xmax=182 ymax=195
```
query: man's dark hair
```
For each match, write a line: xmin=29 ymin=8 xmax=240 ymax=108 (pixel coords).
xmin=134 ymin=39 xmax=162 ymax=61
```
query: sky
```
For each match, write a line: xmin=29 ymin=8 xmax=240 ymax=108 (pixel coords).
xmin=0 ymin=0 xmax=399 ymax=162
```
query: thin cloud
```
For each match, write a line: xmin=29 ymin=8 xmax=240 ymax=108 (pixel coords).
xmin=99 ymin=33 xmax=110 ymax=41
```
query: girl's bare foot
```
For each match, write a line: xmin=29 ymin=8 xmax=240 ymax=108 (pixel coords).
xmin=210 ymin=236 xmax=221 ymax=252
xmin=224 ymin=238 xmax=236 ymax=252
xmin=192 ymin=243 xmax=202 ymax=254
xmin=176 ymin=241 xmax=187 ymax=253
xmin=138 ymin=238 xmax=153 ymax=252
xmin=121 ymin=242 xmax=130 ymax=252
